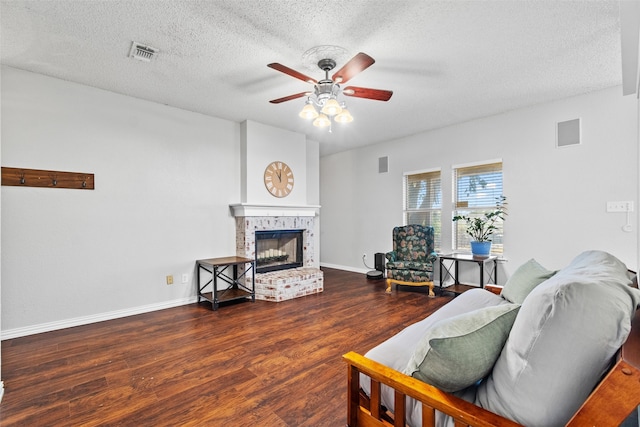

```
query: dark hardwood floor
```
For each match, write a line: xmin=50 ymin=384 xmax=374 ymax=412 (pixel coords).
xmin=0 ymin=268 xmax=452 ymax=426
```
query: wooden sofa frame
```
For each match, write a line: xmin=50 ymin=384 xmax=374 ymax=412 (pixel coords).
xmin=344 ymin=282 xmax=640 ymax=427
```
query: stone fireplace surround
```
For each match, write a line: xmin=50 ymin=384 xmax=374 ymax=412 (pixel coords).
xmin=232 ymin=204 xmax=323 ymax=302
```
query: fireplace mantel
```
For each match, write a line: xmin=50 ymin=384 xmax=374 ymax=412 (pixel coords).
xmin=230 ymin=203 xmax=320 ymax=217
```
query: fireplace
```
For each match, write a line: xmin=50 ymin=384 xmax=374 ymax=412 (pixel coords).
xmin=232 ymin=211 xmax=322 ymax=302
xmin=255 ymin=229 xmax=304 ymax=273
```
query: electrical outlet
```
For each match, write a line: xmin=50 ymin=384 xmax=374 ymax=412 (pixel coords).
xmin=181 ymin=273 xmax=189 ymax=284
xmin=166 ymin=275 xmax=173 ymax=285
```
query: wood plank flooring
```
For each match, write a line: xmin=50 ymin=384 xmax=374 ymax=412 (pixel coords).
xmin=0 ymin=268 xmax=452 ymax=426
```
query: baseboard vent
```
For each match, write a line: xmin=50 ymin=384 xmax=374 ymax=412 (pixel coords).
xmin=129 ymin=42 xmax=158 ymax=62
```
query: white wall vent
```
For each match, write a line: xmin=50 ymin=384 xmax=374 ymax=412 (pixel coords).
xmin=129 ymin=42 xmax=158 ymax=62
xmin=556 ymin=118 xmax=581 ymax=147
xmin=378 ymin=156 xmax=389 ymax=173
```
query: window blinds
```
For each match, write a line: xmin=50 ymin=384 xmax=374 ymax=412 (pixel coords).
xmin=453 ymin=162 xmax=504 ymax=253
xmin=404 ymin=170 xmax=441 ymax=250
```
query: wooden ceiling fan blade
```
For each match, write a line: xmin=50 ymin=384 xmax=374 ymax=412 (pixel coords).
xmin=332 ymin=53 xmax=375 ymax=83
xmin=267 ymin=63 xmax=317 ymax=84
xmin=343 ymin=86 xmax=393 ymax=101
xmin=269 ymin=92 xmax=308 ymax=104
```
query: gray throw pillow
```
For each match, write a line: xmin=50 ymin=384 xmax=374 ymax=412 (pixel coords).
xmin=403 ymin=303 xmax=520 ymax=393
xmin=500 ymin=258 xmax=556 ymax=304
xmin=361 ymin=288 xmax=513 ymax=425
xmin=476 ymin=250 xmax=640 ymax=426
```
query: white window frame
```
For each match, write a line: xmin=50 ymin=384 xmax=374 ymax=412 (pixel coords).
xmin=403 ymin=168 xmax=442 ymax=251
xmin=452 ymin=160 xmax=504 ymax=254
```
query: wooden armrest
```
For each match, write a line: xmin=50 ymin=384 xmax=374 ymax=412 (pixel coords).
xmin=484 ymin=284 xmax=503 ymax=295
xmin=344 ymin=351 xmax=522 ymax=427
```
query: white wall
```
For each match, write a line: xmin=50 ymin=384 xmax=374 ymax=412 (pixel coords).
xmin=241 ymin=120 xmax=308 ymax=205
xmin=1 ymin=67 xmax=321 ymax=338
xmin=320 ymin=86 xmax=639 ymax=280
xmin=1 ymin=67 xmax=243 ymax=335
xmin=306 ymin=138 xmax=321 ymax=264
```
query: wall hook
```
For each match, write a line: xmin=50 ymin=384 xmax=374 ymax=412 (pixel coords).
xmin=2 ymin=167 xmax=94 ymax=190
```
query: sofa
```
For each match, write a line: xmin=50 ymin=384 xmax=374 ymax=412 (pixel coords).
xmin=344 ymin=250 xmax=640 ymax=426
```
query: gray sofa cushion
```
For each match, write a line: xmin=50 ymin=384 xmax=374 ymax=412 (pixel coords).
xmin=476 ymin=250 xmax=640 ymax=426
xmin=362 ymin=288 xmax=509 ymax=427
xmin=362 ymin=288 xmax=510 ymax=377
xmin=500 ymin=258 xmax=556 ymax=304
xmin=404 ymin=303 xmax=520 ymax=392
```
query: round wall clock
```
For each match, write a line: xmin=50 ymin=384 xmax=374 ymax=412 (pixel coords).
xmin=264 ymin=161 xmax=294 ymax=198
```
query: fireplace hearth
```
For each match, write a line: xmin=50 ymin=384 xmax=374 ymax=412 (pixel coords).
xmin=255 ymin=229 xmax=303 ymax=273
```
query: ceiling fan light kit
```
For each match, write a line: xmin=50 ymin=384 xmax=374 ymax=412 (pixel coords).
xmin=268 ymin=48 xmax=392 ymax=131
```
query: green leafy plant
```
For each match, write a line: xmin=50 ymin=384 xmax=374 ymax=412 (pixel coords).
xmin=452 ymin=196 xmax=507 ymax=242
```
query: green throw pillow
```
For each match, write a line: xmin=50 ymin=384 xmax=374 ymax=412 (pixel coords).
xmin=500 ymin=258 xmax=556 ymax=304
xmin=404 ymin=303 xmax=520 ymax=393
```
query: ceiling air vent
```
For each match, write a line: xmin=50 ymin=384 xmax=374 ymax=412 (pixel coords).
xmin=129 ymin=42 xmax=157 ymax=62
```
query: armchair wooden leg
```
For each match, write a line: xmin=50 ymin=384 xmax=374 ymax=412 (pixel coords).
xmin=427 ymin=282 xmax=435 ymax=297
xmin=385 ymin=279 xmax=435 ymax=297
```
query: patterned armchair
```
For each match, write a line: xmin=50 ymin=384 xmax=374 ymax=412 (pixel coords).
xmin=385 ymin=225 xmax=437 ymax=296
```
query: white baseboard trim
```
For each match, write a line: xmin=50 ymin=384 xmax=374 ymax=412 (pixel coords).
xmin=320 ymin=262 xmax=369 ymax=275
xmin=1 ymin=265 xmax=384 ymax=340
xmin=1 ymin=296 xmax=198 ymax=340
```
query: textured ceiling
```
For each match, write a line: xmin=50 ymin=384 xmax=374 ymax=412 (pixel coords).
xmin=0 ymin=0 xmax=624 ymax=156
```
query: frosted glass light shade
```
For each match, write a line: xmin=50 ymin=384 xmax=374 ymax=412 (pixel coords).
xmin=321 ymin=98 xmax=342 ymax=116
xmin=334 ymin=108 xmax=353 ymax=123
xmin=313 ymin=114 xmax=331 ymax=127
xmin=299 ymin=103 xmax=319 ymax=119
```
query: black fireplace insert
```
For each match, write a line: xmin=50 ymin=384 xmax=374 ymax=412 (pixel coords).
xmin=255 ymin=229 xmax=304 ymax=273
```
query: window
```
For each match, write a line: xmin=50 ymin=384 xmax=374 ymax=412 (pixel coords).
xmin=453 ymin=161 xmax=504 ymax=253
xmin=404 ymin=169 xmax=442 ymax=250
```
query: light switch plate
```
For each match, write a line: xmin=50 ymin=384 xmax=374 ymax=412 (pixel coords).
xmin=607 ymin=201 xmax=634 ymax=212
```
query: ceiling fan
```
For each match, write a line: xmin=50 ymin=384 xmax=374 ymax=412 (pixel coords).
xmin=267 ymin=52 xmax=393 ymax=128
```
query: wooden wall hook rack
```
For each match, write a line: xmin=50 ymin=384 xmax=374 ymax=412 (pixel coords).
xmin=1 ymin=167 xmax=95 ymax=190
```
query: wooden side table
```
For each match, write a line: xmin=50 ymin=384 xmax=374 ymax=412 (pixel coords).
xmin=196 ymin=256 xmax=255 ymax=310
xmin=438 ymin=253 xmax=498 ymax=295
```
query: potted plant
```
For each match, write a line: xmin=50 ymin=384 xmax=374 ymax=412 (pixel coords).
xmin=452 ymin=196 xmax=507 ymax=256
